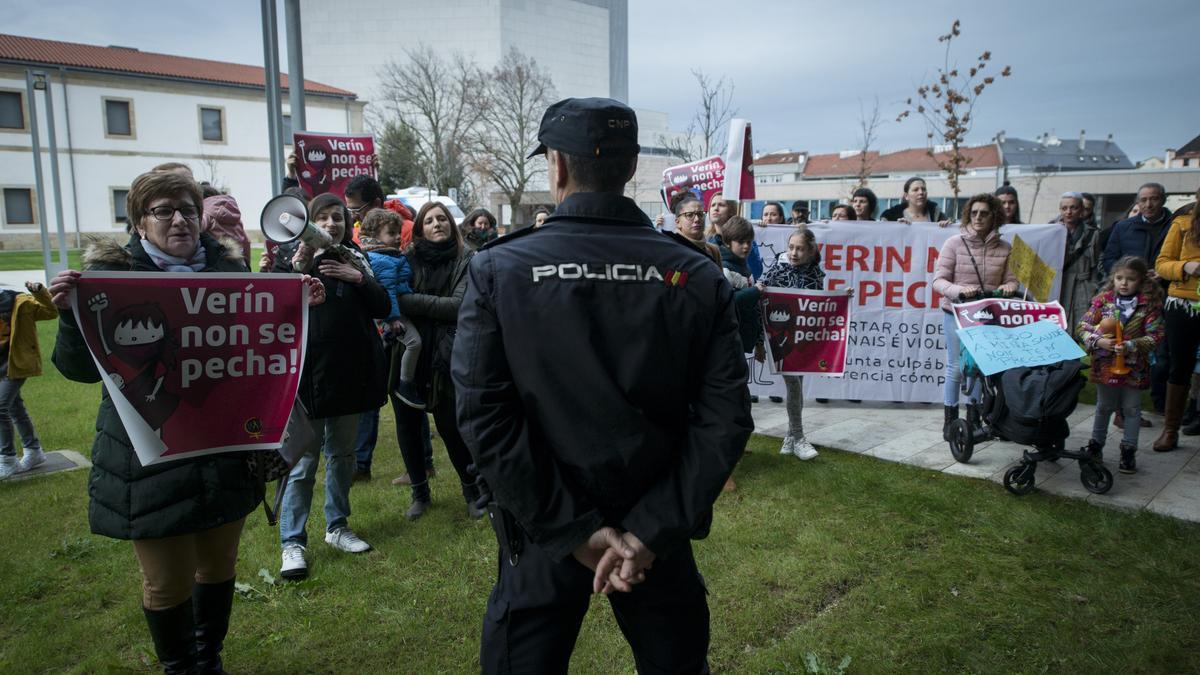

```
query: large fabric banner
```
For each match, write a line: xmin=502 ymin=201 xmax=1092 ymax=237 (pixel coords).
xmin=293 ymin=131 xmax=376 ymax=198
xmin=747 ymin=222 xmax=1067 ymax=402
xmin=71 ymin=272 xmax=309 ymax=466
xmin=761 ymin=289 xmax=851 ymax=376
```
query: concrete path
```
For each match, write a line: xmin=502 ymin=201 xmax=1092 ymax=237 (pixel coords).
xmin=753 ymin=399 xmax=1200 ymax=524
xmin=2 ymin=450 xmax=91 ymax=482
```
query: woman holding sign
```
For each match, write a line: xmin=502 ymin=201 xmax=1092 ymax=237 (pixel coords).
xmin=47 ymin=170 xmax=324 ymax=674
xmin=932 ymin=193 xmax=1019 ymax=441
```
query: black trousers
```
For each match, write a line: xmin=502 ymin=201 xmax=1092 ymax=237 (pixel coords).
xmin=391 ymin=387 xmax=473 ymax=487
xmin=479 ymin=528 xmax=711 ymax=675
xmin=1165 ymin=300 xmax=1200 ymax=386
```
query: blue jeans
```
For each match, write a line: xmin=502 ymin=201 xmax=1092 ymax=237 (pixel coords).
xmin=353 ymin=408 xmax=380 ymax=472
xmin=943 ymin=312 xmax=981 ymax=407
xmin=0 ymin=378 xmax=40 ymax=458
xmin=279 ymin=413 xmax=360 ymax=547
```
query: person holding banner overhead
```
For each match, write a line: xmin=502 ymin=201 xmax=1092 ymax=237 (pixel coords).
xmin=932 ymin=193 xmax=1019 ymax=441
xmin=454 ymin=97 xmax=752 ymax=673
xmin=46 ymin=170 xmax=324 ymax=675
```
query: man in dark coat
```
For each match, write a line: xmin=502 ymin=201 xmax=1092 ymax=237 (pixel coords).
xmin=453 ymin=97 xmax=753 ymax=674
xmin=1101 ymin=182 xmax=1175 ymax=414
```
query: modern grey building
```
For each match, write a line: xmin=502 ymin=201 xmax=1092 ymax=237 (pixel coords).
xmin=298 ymin=0 xmax=628 ymax=106
xmin=997 ymin=131 xmax=1134 ymax=174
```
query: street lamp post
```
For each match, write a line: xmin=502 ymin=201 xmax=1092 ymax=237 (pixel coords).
xmin=25 ymin=69 xmax=70 ymax=280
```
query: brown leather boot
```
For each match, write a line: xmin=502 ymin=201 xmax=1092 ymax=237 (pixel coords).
xmin=1153 ymin=383 xmax=1188 ymax=452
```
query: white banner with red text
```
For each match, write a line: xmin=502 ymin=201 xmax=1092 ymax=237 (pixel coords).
xmin=746 ymin=222 xmax=1067 ymax=402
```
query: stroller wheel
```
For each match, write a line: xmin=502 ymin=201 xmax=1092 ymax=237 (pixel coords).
xmin=1003 ymin=464 xmax=1036 ymax=495
xmin=1080 ymin=462 xmax=1114 ymax=495
xmin=948 ymin=419 xmax=974 ymax=463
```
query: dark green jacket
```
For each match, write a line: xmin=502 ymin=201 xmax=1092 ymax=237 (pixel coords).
xmin=53 ymin=234 xmax=264 ymax=540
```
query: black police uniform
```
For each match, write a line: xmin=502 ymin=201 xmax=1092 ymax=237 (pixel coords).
xmin=453 ymin=191 xmax=754 ymax=674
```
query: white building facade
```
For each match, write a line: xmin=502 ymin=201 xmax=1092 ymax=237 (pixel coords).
xmin=299 ymin=0 xmax=627 ymax=107
xmin=0 ymin=36 xmax=364 ymax=250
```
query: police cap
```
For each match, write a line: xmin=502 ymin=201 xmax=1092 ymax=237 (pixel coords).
xmin=527 ymin=97 xmax=641 ymax=159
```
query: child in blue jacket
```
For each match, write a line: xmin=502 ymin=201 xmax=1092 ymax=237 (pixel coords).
xmin=360 ymin=209 xmax=424 ymax=408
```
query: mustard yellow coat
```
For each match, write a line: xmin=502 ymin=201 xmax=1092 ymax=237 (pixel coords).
xmin=6 ymin=286 xmax=58 ymax=379
xmin=1155 ymin=214 xmax=1200 ymax=302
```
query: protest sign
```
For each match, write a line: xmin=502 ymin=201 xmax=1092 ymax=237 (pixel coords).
xmin=952 ymin=297 xmax=1067 ymax=330
xmin=747 ymin=222 xmax=1067 ymax=402
xmin=71 ymin=272 xmax=308 ymax=466
xmin=956 ymin=321 xmax=1085 ymax=376
xmin=1007 ymin=235 xmax=1057 ymax=302
xmin=292 ymin=131 xmax=376 ymax=198
xmin=761 ymin=289 xmax=851 ymax=376
xmin=660 ymin=119 xmax=755 ymax=213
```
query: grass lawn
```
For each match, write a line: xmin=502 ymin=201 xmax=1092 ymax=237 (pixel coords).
xmin=0 ymin=249 xmax=84 ymax=272
xmin=1 ymin=322 xmax=1199 ymax=673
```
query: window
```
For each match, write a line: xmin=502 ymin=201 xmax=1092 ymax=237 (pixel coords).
xmin=282 ymin=113 xmax=293 ymax=144
xmin=3 ymin=188 xmax=35 ymax=225
xmin=103 ymin=97 xmax=134 ymax=137
xmin=0 ymin=90 xmax=25 ymax=131
xmin=112 ymin=188 xmax=129 ymax=224
xmin=199 ymin=106 xmax=225 ymax=142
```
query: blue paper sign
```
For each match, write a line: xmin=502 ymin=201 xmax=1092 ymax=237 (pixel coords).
xmin=956 ymin=320 xmax=1084 ymax=376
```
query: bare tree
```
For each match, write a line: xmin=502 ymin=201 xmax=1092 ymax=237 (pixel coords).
xmin=468 ymin=48 xmax=556 ymax=227
xmin=853 ymin=97 xmax=883 ymax=192
xmin=1025 ymin=164 xmax=1059 ymax=220
xmin=657 ymin=69 xmax=737 ymax=162
xmin=897 ymin=20 xmax=1011 ymax=217
xmin=376 ymin=46 xmax=484 ymax=195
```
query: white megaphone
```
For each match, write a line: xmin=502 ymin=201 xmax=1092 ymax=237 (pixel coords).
xmin=260 ymin=194 xmax=333 ymax=249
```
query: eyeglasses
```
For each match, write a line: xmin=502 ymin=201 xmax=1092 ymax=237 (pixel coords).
xmin=348 ymin=204 xmax=369 ymax=216
xmin=969 ymin=209 xmax=992 ymax=218
xmin=678 ymin=211 xmax=705 ymax=220
xmin=146 ymin=205 xmax=199 ymax=222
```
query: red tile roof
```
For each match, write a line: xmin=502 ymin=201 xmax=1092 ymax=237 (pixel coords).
xmin=0 ymin=33 xmax=354 ymax=97
xmin=804 ymin=145 xmax=1000 ymax=177
xmin=801 ymin=151 xmax=880 ymax=177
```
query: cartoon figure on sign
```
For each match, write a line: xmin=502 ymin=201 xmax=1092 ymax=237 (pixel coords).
xmin=88 ymin=294 xmax=180 ymax=435
xmin=764 ymin=300 xmax=795 ymax=370
xmin=296 ymin=138 xmax=332 ymax=187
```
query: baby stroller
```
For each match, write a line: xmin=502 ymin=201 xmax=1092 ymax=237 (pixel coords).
xmin=947 ymin=312 xmax=1113 ymax=497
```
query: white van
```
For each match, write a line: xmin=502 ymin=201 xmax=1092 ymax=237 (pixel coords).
xmin=386 ymin=186 xmax=467 ymax=222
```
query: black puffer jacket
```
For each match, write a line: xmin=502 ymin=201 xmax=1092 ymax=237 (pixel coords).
xmin=270 ymin=241 xmax=390 ymax=418
xmin=879 ymin=201 xmax=946 ymax=222
xmin=394 ymin=243 xmax=473 ymax=407
xmin=52 ymin=234 xmax=264 ymax=540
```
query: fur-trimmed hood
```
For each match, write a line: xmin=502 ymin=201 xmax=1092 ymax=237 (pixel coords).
xmin=83 ymin=233 xmax=247 ymax=272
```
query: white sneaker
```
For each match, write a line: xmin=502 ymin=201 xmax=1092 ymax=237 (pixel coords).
xmin=18 ymin=448 xmax=45 ymax=472
xmin=779 ymin=435 xmax=796 ymax=456
xmin=0 ymin=456 xmax=16 ymax=479
xmin=280 ymin=544 xmax=308 ymax=580
xmin=792 ymin=438 xmax=819 ymax=461
xmin=324 ymin=526 xmax=371 ymax=553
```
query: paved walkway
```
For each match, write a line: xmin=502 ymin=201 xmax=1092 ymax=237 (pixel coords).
xmin=753 ymin=399 xmax=1200 ymax=524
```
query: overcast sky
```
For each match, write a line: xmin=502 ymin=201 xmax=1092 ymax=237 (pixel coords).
xmin=3 ymin=0 xmax=1196 ymax=161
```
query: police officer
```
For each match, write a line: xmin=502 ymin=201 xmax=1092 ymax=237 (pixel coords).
xmin=453 ymin=97 xmax=753 ymax=674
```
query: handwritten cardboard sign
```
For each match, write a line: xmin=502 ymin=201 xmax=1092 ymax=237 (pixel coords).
xmin=956 ymin=320 xmax=1084 ymax=376
xmin=1008 ymin=235 xmax=1057 ymax=302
